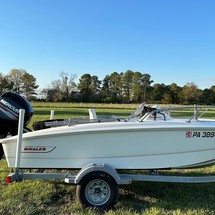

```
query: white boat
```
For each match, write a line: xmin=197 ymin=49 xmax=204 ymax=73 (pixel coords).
xmin=1 ymin=103 xmax=215 ymax=170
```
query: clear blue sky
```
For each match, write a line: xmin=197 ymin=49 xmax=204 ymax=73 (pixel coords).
xmin=0 ymin=0 xmax=215 ymax=90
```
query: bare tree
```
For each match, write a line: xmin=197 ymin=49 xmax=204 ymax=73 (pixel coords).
xmin=46 ymin=72 xmax=77 ymax=101
xmin=6 ymin=69 xmax=23 ymax=93
xmin=6 ymin=69 xmax=38 ymax=99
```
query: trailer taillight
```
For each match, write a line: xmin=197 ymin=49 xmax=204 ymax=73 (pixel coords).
xmin=6 ymin=175 xmax=12 ymax=184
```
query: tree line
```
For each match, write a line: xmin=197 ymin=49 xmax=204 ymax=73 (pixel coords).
xmin=1 ymin=69 xmax=215 ymax=104
xmin=0 ymin=69 xmax=38 ymax=100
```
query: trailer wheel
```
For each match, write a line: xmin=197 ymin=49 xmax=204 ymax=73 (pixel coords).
xmin=76 ymin=171 xmax=119 ymax=209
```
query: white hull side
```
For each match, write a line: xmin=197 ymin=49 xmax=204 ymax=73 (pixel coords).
xmin=2 ymin=122 xmax=215 ymax=169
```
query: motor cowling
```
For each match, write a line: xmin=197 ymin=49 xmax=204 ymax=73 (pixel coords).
xmin=0 ymin=91 xmax=33 ymax=136
xmin=0 ymin=92 xmax=33 ymax=159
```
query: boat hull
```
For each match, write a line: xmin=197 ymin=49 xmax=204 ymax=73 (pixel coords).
xmin=2 ymin=121 xmax=215 ymax=170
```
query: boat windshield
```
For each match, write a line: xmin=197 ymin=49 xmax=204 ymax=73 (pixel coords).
xmin=130 ymin=102 xmax=161 ymax=120
xmin=130 ymin=102 xmax=146 ymax=118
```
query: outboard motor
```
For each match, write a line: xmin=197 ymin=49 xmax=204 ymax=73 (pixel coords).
xmin=0 ymin=92 xmax=33 ymax=159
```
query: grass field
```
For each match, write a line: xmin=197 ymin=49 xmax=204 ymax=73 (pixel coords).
xmin=1 ymin=102 xmax=215 ymax=215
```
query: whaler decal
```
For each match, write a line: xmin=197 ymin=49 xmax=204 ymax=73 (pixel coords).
xmin=22 ymin=146 xmax=56 ymax=153
xmin=186 ymin=131 xmax=215 ymax=138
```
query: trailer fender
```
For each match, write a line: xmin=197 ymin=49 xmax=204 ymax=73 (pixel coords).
xmin=74 ymin=163 xmax=130 ymax=185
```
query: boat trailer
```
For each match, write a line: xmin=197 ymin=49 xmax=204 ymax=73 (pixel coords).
xmin=5 ymin=109 xmax=215 ymax=209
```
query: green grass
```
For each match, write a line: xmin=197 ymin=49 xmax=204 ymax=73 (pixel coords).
xmin=1 ymin=161 xmax=215 ymax=214
xmin=1 ymin=102 xmax=215 ymax=214
xmin=29 ymin=102 xmax=136 ymax=127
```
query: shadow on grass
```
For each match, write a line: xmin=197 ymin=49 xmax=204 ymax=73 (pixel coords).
xmin=118 ymin=181 xmax=215 ymax=213
xmin=44 ymin=170 xmax=215 ymax=213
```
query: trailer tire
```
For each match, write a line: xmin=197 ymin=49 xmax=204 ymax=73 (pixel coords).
xmin=76 ymin=171 xmax=119 ymax=209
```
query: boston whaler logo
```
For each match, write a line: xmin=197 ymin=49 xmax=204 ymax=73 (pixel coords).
xmin=186 ymin=131 xmax=193 ymax=138
xmin=22 ymin=146 xmax=56 ymax=153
